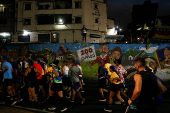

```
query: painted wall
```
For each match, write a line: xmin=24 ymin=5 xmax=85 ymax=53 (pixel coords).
xmin=0 ymin=43 xmax=170 ymax=81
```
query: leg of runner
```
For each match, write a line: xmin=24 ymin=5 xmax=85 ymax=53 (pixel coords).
xmin=104 ymin=91 xmax=116 ymax=112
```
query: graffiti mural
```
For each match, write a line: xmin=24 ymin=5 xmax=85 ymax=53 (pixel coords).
xmin=0 ymin=43 xmax=170 ymax=81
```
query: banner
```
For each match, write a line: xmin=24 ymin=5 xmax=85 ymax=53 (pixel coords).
xmin=77 ymin=45 xmax=96 ymax=63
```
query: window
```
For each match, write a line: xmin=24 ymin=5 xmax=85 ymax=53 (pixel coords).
xmin=55 ymin=14 xmax=72 ymax=24
xmin=18 ymin=35 xmax=30 ymax=42
xmin=23 ymin=19 xmax=31 ymax=25
xmin=38 ymin=34 xmax=50 ymax=42
xmin=0 ymin=19 xmax=7 ymax=24
xmin=95 ymin=4 xmax=98 ymax=9
xmin=75 ymin=2 xmax=81 ymax=8
xmin=75 ymin=17 xmax=81 ymax=23
xmin=95 ymin=19 xmax=99 ymax=23
xmin=25 ymin=3 xmax=31 ymax=10
xmin=4 ymin=8 xmax=9 ymax=12
xmin=37 ymin=15 xmax=54 ymax=25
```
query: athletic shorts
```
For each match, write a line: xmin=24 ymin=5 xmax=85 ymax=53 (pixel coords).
xmin=36 ymin=79 xmax=43 ymax=85
xmin=51 ymin=83 xmax=63 ymax=92
xmin=3 ymin=79 xmax=13 ymax=86
xmin=120 ymin=83 xmax=125 ymax=88
xmin=98 ymin=78 xmax=106 ymax=88
xmin=79 ymin=77 xmax=83 ymax=80
xmin=28 ymin=81 xmax=35 ymax=88
xmin=71 ymin=82 xmax=79 ymax=90
xmin=110 ymin=83 xmax=121 ymax=92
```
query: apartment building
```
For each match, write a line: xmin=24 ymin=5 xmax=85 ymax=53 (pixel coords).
xmin=0 ymin=0 xmax=15 ymax=43
xmin=14 ymin=0 xmax=107 ymax=43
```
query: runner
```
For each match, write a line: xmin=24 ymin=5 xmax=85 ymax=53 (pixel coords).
xmin=95 ymin=61 xmax=108 ymax=101
xmin=76 ymin=61 xmax=84 ymax=92
xmin=104 ymin=60 xmax=112 ymax=87
xmin=114 ymin=59 xmax=129 ymax=101
xmin=104 ymin=65 xmax=125 ymax=112
xmin=24 ymin=61 xmax=38 ymax=104
xmin=32 ymin=57 xmax=46 ymax=102
xmin=128 ymin=58 xmax=167 ymax=113
xmin=69 ymin=60 xmax=85 ymax=104
xmin=48 ymin=62 xmax=67 ymax=112
xmin=1 ymin=56 xmax=15 ymax=103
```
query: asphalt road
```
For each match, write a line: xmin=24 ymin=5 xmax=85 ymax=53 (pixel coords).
xmin=0 ymin=80 xmax=170 ymax=113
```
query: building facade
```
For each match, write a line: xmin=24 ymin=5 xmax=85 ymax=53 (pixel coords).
xmin=0 ymin=0 xmax=15 ymax=43
xmin=14 ymin=0 xmax=107 ymax=43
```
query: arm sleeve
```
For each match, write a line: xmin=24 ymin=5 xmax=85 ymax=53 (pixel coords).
xmin=91 ymin=57 xmax=99 ymax=66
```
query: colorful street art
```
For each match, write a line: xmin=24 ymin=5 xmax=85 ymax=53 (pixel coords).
xmin=0 ymin=43 xmax=170 ymax=81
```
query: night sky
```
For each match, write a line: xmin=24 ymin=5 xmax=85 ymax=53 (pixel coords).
xmin=106 ymin=0 xmax=170 ymax=31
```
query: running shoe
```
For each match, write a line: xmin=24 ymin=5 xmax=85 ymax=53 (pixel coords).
xmin=104 ymin=107 xmax=112 ymax=112
xmin=17 ymin=99 xmax=23 ymax=102
xmin=48 ymin=107 xmax=56 ymax=111
xmin=61 ymin=107 xmax=67 ymax=112
xmin=114 ymin=101 xmax=121 ymax=104
xmin=70 ymin=100 xmax=74 ymax=103
xmin=11 ymin=101 xmax=17 ymax=106
xmin=80 ymin=90 xmax=84 ymax=93
xmin=81 ymin=98 xmax=85 ymax=104
xmin=99 ymin=98 xmax=106 ymax=101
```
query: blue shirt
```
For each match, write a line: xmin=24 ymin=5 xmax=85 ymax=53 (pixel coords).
xmin=98 ymin=66 xmax=107 ymax=79
xmin=51 ymin=67 xmax=62 ymax=83
xmin=2 ymin=61 xmax=13 ymax=79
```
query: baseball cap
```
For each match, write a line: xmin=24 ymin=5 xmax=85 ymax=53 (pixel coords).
xmin=110 ymin=65 xmax=117 ymax=72
xmin=1 ymin=56 xmax=7 ymax=60
xmin=76 ymin=61 xmax=80 ymax=65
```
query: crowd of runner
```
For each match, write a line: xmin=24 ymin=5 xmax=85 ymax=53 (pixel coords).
xmin=0 ymin=55 xmax=167 ymax=113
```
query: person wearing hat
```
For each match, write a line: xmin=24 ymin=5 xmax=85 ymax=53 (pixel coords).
xmin=48 ymin=62 xmax=67 ymax=112
xmin=1 ymin=56 xmax=14 ymax=101
xmin=68 ymin=60 xmax=85 ymax=104
xmin=95 ymin=60 xmax=108 ymax=101
xmin=104 ymin=65 xmax=125 ymax=112
xmin=76 ymin=61 xmax=84 ymax=92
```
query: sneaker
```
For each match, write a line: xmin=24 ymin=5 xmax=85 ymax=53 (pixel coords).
xmin=99 ymin=98 xmax=106 ymax=101
xmin=48 ymin=107 xmax=56 ymax=111
xmin=104 ymin=107 xmax=112 ymax=112
xmin=70 ymin=100 xmax=74 ymax=103
xmin=61 ymin=107 xmax=67 ymax=112
xmin=78 ymin=87 xmax=81 ymax=91
xmin=17 ymin=99 xmax=23 ymax=102
xmin=11 ymin=101 xmax=17 ymax=106
xmin=81 ymin=98 xmax=85 ymax=104
xmin=81 ymin=90 xmax=84 ymax=93
xmin=114 ymin=101 xmax=121 ymax=104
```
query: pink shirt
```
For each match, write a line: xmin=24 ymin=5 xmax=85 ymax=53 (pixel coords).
xmin=116 ymin=65 xmax=127 ymax=83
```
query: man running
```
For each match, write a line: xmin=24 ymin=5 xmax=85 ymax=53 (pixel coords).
xmin=1 ymin=56 xmax=14 ymax=102
xmin=48 ymin=62 xmax=67 ymax=112
xmin=69 ymin=60 xmax=85 ymax=104
xmin=128 ymin=58 xmax=167 ymax=113
xmin=95 ymin=61 xmax=108 ymax=101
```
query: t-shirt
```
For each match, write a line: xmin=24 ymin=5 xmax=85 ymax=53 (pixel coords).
xmin=98 ymin=66 xmax=107 ymax=79
xmin=104 ymin=63 xmax=112 ymax=76
xmin=77 ymin=65 xmax=82 ymax=77
xmin=33 ymin=63 xmax=42 ymax=80
xmin=2 ymin=61 xmax=13 ymax=79
xmin=69 ymin=66 xmax=81 ymax=83
xmin=110 ymin=72 xmax=120 ymax=84
xmin=116 ymin=65 xmax=127 ymax=83
xmin=51 ymin=67 xmax=62 ymax=83
xmin=63 ymin=66 xmax=69 ymax=76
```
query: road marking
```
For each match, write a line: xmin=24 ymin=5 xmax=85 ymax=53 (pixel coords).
xmin=13 ymin=105 xmax=56 ymax=113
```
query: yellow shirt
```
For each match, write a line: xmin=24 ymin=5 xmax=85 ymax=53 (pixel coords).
xmin=104 ymin=63 xmax=112 ymax=76
xmin=47 ymin=67 xmax=53 ymax=74
xmin=110 ymin=72 xmax=120 ymax=84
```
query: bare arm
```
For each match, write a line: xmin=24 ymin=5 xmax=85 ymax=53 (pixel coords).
xmin=24 ymin=68 xmax=29 ymax=76
xmin=131 ymin=74 xmax=142 ymax=101
xmin=62 ymin=67 xmax=65 ymax=75
xmin=157 ymin=80 xmax=167 ymax=96
xmin=52 ymin=70 xmax=59 ymax=79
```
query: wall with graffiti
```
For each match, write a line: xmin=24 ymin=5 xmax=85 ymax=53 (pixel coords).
xmin=0 ymin=43 xmax=170 ymax=81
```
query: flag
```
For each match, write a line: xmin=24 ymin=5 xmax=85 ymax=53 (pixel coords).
xmin=154 ymin=25 xmax=170 ymax=42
